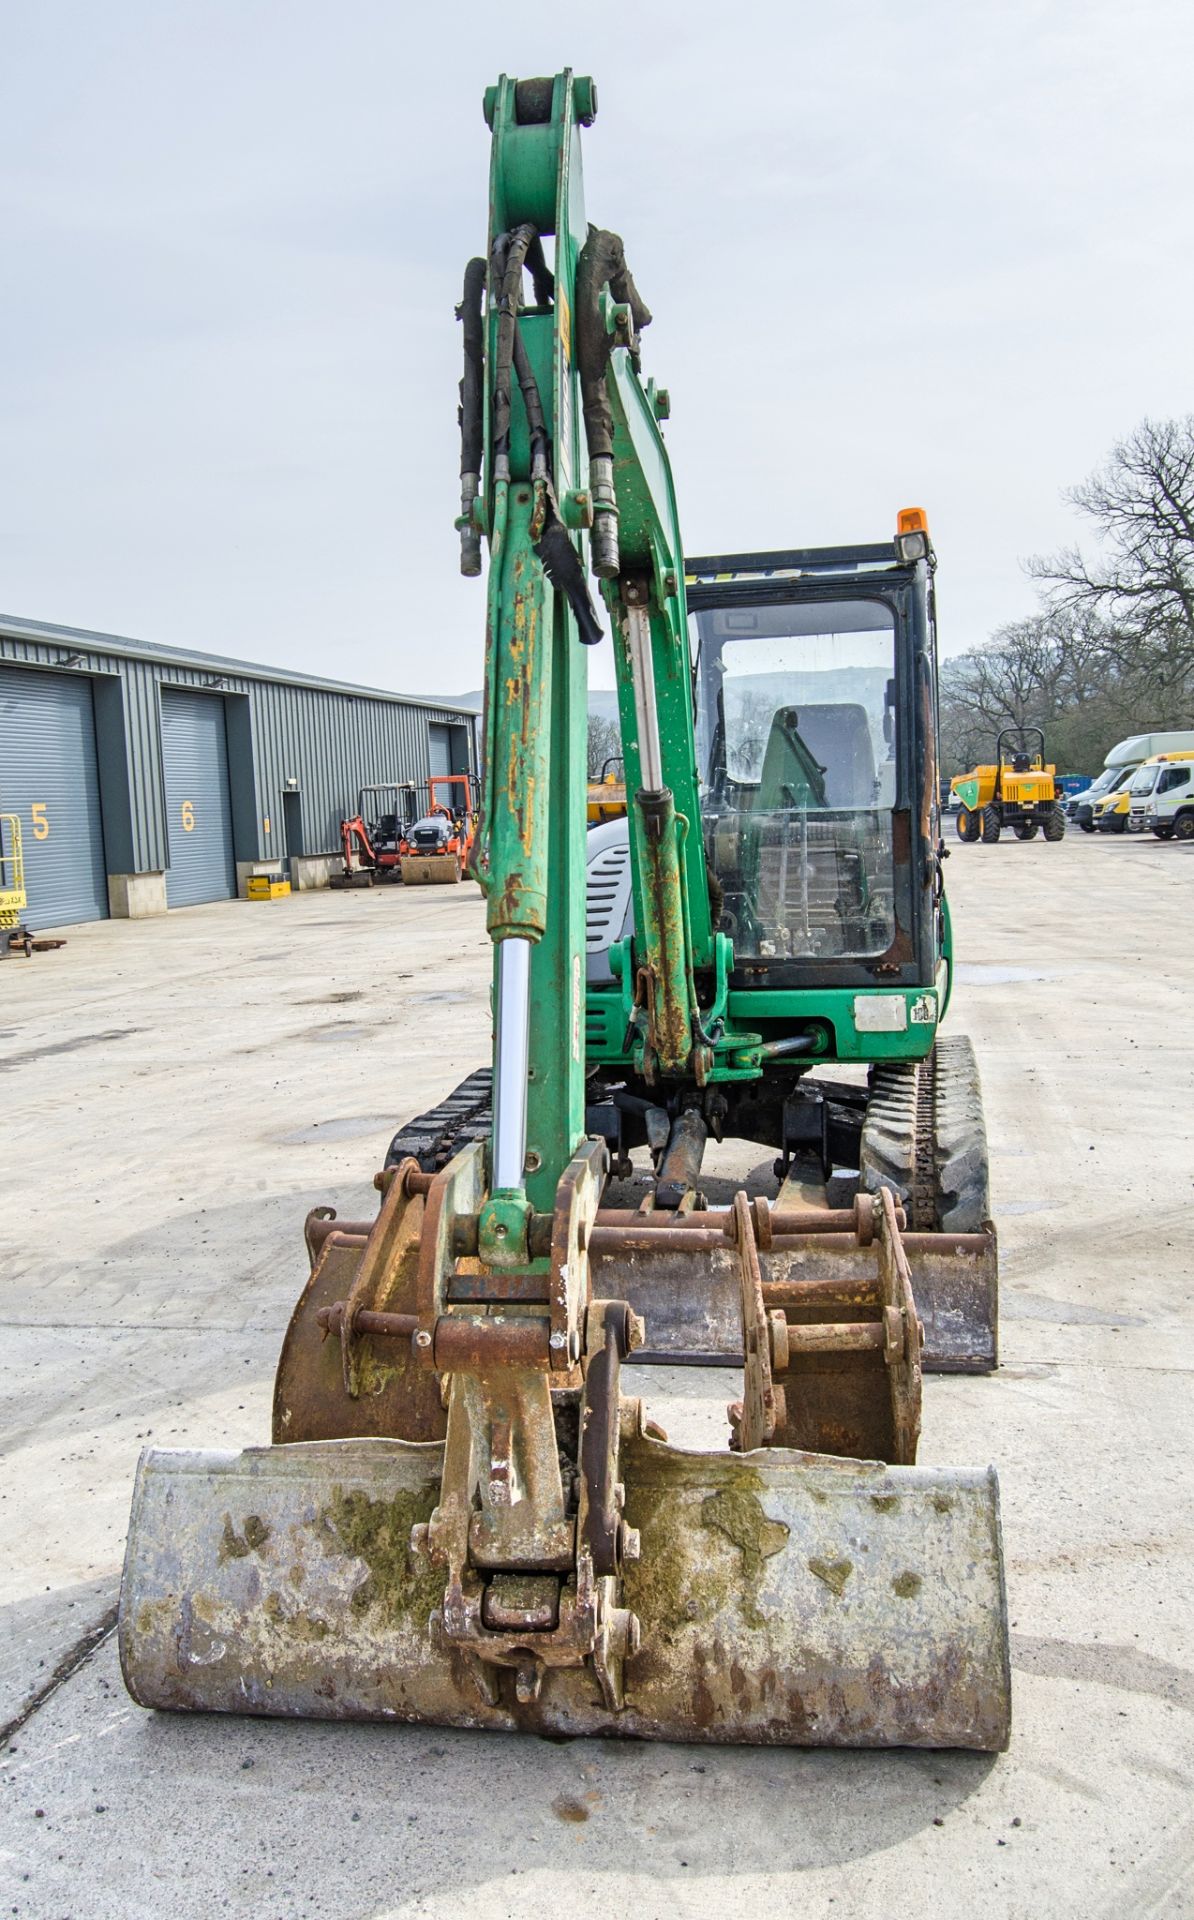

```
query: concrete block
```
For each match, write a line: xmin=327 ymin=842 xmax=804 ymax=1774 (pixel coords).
xmin=107 ymin=871 xmax=168 ymax=918
xmin=289 ymin=853 xmax=339 ymax=891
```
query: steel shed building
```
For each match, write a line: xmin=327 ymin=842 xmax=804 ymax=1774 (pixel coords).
xmin=0 ymin=613 xmax=479 ymax=929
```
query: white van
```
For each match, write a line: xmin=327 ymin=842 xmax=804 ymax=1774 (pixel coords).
xmin=1126 ymin=752 xmax=1194 ymax=840
xmin=1079 ymin=730 xmax=1194 ymax=834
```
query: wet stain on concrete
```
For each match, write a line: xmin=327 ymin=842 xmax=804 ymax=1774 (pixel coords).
xmin=1007 ymin=1292 xmax=1148 ymax=1328
xmin=954 ymin=963 xmax=1062 ymax=985
xmin=0 ymin=1028 xmax=144 ymax=1070
xmin=276 ymin=1115 xmax=397 ymax=1146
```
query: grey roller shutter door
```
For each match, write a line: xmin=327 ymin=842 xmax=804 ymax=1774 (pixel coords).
xmin=428 ymin=723 xmax=452 ymax=779
xmin=160 ymin=688 xmax=236 ymax=907
xmin=0 ymin=666 xmax=109 ymax=928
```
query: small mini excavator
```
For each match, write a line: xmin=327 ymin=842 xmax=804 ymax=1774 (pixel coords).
xmin=119 ymin=73 xmax=1010 ymax=1749
xmin=331 ymin=782 xmax=420 ymax=887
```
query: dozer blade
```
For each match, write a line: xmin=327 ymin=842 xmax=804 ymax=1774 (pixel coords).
xmin=119 ymin=1423 xmax=1009 ymax=1749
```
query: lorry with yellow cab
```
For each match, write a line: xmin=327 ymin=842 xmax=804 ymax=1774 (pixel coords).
xmin=1091 ymin=771 xmax=1138 ymax=834
xmin=1068 ymin=764 xmax=1121 ymax=830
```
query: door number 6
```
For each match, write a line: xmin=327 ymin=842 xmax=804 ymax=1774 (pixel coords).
xmin=181 ymin=800 xmax=195 ymax=832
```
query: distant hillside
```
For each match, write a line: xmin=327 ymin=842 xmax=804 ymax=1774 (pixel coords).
xmin=442 ymin=689 xmax=621 ymax=722
xmin=431 ymin=690 xmax=483 ymax=712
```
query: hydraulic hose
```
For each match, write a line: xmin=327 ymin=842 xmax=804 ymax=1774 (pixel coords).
xmin=491 ymin=224 xmax=536 ymax=470
xmin=513 ymin=327 xmax=549 ymax=476
xmin=457 ymin=257 xmax=486 ymax=575
xmin=488 ymin=224 xmax=603 ymax=644
xmin=574 ymin=229 xmax=653 ymax=577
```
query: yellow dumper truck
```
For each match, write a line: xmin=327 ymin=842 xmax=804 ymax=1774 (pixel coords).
xmin=951 ymin=726 xmax=1065 ymax=843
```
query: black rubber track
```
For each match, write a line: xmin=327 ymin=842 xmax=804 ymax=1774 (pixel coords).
xmin=385 ymin=1039 xmax=994 ymax=1239
xmin=384 ymin=1067 xmax=493 ymax=1173
xmin=860 ymin=1034 xmax=992 ymax=1233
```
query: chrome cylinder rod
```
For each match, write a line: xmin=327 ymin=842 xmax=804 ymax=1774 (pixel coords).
xmin=625 ymin=601 xmax=663 ymax=793
xmin=491 ymin=936 xmax=532 ymax=1190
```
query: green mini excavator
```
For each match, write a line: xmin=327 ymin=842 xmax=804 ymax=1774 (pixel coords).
xmin=119 ymin=72 xmax=1010 ymax=1749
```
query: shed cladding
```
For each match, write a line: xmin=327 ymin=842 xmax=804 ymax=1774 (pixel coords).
xmin=0 ymin=614 xmax=479 ymax=916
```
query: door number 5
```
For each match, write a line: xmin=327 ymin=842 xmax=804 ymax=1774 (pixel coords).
xmin=31 ymin=803 xmax=49 ymax=840
xmin=181 ymin=800 xmax=195 ymax=832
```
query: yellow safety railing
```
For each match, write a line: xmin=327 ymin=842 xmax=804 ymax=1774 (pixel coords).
xmin=0 ymin=814 xmax=28 ymax=930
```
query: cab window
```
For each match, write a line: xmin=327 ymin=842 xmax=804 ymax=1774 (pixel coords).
xmin=691 ymin=595 xmax=898 ymax=961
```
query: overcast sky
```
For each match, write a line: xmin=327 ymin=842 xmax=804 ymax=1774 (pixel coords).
xmin=3 ymin=0 xmax=1192 ymax=697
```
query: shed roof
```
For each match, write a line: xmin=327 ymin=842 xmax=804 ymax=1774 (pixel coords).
xmin=0 ymin=610 xmax=476 ymax=717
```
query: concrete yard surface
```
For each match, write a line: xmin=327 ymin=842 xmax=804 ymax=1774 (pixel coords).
xmin=1 ymin=837 xmax=1193 ymax=1919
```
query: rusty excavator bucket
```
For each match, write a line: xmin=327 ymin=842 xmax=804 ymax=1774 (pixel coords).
xmin=120 ymin=1148 xmax=1010 ymax=1749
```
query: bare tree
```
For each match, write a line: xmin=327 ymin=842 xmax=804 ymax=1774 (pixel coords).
xmin=1028 ymin=415 xmax=1194 ymax=719
xmin=941 ymin=417 xmax=1194 ymax=778
xmin=587 ymin=712 xmax=622 ymax=779
xmin=939 ymin=609 xmax=1128 ymax=776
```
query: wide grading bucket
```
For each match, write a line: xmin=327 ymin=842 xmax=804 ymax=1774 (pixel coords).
xmin=120 ymin=1417 xmax=1009 ymax=1749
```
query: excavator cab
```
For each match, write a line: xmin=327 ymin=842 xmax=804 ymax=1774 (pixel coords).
xmin=361 ymin=783 xmax=418 ymax=852
xmin=689 ymin=560 xmax=926 ymax=970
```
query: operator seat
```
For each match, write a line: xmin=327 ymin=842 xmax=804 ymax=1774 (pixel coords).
xmin=758 ymin=703 xmax=877 ymax=810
